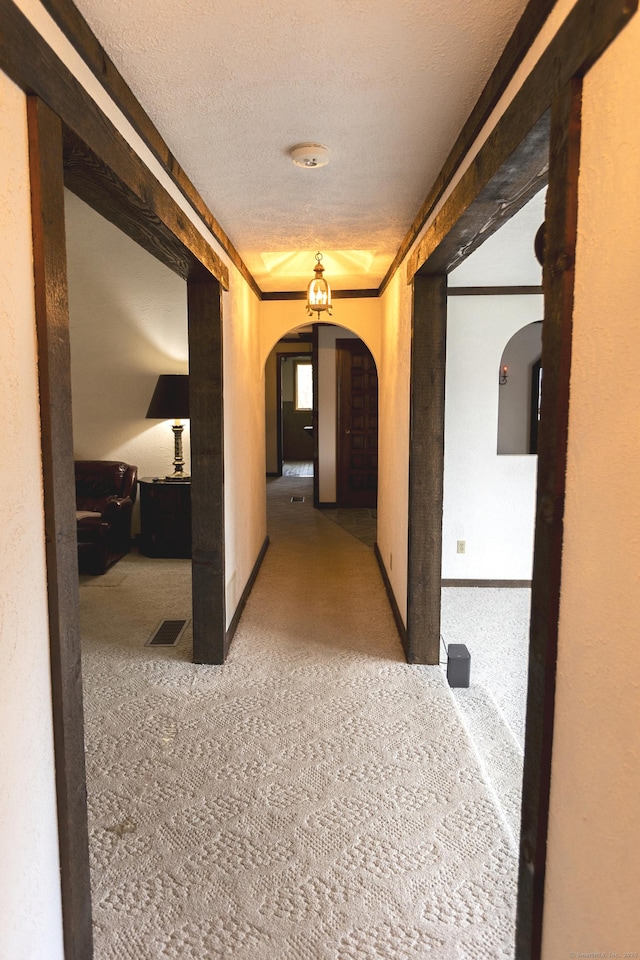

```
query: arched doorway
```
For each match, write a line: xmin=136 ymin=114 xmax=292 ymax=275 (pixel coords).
xmin=263 ymin=321 xmax=379 ymax=512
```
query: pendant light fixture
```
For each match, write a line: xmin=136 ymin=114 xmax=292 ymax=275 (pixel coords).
xmin=306 ymin=252 xmax=333 ymax=319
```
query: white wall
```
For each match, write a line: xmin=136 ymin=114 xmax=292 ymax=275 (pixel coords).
xmin=66 ymin=191 xmax=189 ymax=534
xmin=443 ymin=296 xmax=541 ymax=579
xmin=542 ymin=12 xmax=640 ymax=956
xmin=0 ymin=73 xmax=64 ymax=960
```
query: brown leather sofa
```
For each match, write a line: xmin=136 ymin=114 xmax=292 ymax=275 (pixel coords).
xmin=75 ymin=460 xmax=138 ymax=575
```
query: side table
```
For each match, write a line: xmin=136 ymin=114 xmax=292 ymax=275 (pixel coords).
xmin=139 ymin=477 xmax=192 ymax=558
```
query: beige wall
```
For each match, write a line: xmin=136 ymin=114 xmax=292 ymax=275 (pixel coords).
xmin=221 ymin=270 xmax=265 ymax=621
xmin=259 ymin=299 xmax=382 ymax=369
xmin=377 ymin=270 xmax=412 ymax=623
xmin=542 ymin=12 xmax=640 ymax=957
xmin=0 ymin=73 xmax=64 ymax=958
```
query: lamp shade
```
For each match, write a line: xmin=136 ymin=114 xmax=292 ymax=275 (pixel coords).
xmin=145 ymin=374 xmax=190 ymax=419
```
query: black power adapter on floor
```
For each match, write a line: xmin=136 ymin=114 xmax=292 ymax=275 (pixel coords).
xmin=446 ymin=643 xmax=471 ymax=688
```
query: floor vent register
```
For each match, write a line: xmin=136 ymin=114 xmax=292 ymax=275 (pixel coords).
xmin=146 ymin=619 xmax=190 ymax=646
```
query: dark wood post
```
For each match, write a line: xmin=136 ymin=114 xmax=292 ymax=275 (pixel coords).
xmin=516 ymin=77 xmax=582 ymax=960
xmin=187 ymin=269 xmax=226 ymax=663
xmin=406 ymin=273 xmax=447 ymax=664
xmin=27 ymin=95 xmax=93 ymax=960
xmin=312 ymin=322 xmax=320 ymax=508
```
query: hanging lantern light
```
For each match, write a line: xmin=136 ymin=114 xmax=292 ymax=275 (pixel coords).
xmin=306 ymin=252 xmax=333 ymax=319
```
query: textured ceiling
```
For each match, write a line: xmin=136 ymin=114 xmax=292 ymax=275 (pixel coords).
xmin=70 ymin=0 xmax=530 ymax=290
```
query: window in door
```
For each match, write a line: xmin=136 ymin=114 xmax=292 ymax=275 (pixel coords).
xmin=295 ymin=360 xmax=313 ymax=411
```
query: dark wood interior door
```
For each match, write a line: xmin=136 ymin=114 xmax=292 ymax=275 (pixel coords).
xmin=337 ymin=339 xmax=378 ymax=507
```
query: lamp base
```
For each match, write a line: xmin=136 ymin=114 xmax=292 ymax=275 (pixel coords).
xmin=164 ymin=472 xmax=190 ymax=482
xmin=166 ymin=422 xmax=188 ymax=481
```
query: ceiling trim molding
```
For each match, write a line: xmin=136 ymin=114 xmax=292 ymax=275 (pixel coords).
xmin=377 ymin=0 xmax=558 ymax=296
xmin=38 ymin=0 xmax=262 ymax=300
xmin=262 ymin=289 xmax=379 ymax=301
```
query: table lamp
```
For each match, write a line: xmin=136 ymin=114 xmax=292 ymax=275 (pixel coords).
xmin=145 ymin=374 xmax=190 ymax=480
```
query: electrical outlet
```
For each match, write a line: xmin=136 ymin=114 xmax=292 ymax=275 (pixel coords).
xmin=457 ymin=540 xmax=466 ymax=554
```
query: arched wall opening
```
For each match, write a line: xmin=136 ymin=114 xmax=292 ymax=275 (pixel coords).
xmin=497 ymin=320 xmax=543 ymax=455
xmin=263 ymin=313 xmax=380 ymax=509
xmin=259 ymin=297 xmax=383 ymax=506
xmin=259 ymin=298 xmax=382 ymax=369
xmin=264 ymin=325 xmax=313 ymax=478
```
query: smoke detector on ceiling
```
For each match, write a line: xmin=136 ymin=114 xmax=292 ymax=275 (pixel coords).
xmin=290 ymin=143 xmax=330 ymax=168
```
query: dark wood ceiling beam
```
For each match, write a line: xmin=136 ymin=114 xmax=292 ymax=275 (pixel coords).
xmin=406 ymin=0 xmax=637 ymax=283
xmin=4 ymin=0 xmax=635 ymax=299
xmin=378 ymin=0 xmax=558 ymax=294
xmin=63 ymin=128 xmax=195 ymax=280
xmin=0 ymin=0 xmax=229 ymax=289
xmin=36 ymin=0 xmax=555 ymax=298
xmin=39 ymin=0 xmax=261 ymax=299
xmin=416 ymin=112 xmax=550 ymax=277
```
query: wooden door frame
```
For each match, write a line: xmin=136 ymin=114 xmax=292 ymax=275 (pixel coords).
xmin=406 ymin=274 xmax=447 ymax=664
xmin=406 ymin=105 xmax=550 ymax=665
xmin=188 ymin=270 xmax=227 ymax=664
xmin=28 ymin=95 xmax=94 ymax=960
xmin=22 ymin=44 xmax=229 ymax=958
xmin=312 ymin=324 xmax=321 ymax=506
xmin=405 ymin=3 xmax=636 ymax=957
xmin=276 ymin=353 xmax=285 ymax=475
xmin=335 ymin=338 xmax=379 ymax=509
xmin=276 ymin=352 xmax=313 ymax=474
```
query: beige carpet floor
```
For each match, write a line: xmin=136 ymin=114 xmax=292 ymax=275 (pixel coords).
xmin=79 ymin=476 xmax=518 ymax=959
xmin=442 ymin=588 xmax=530 ymax=846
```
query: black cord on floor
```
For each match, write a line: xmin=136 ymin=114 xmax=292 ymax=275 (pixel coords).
xmin=440 ymin=633 xmax=448 ymax=666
